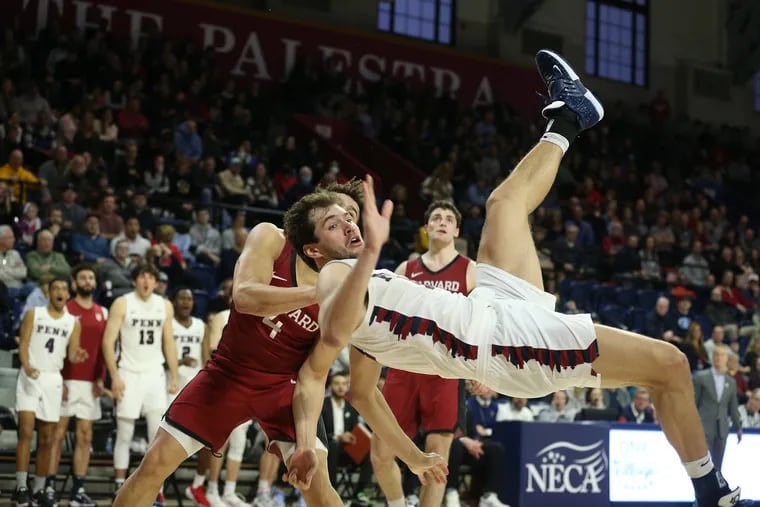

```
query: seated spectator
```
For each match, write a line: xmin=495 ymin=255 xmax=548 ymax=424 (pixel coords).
xmin=671 ymin=286 xmax=697 ymax=338
xmin=122 ymin=188 xmax=157 ymax=240
xmin=99 ymin=238 xmax=137 ymax=301
xmin=217 ymin=157 xmax=251 ymax=206
xmin=583 ymin=388 xmax=608 ymax=410
xmin=193 ymin=156 xmax=218 ymax=204
xmin=148 ymin=224 xmax=199 ymax=290
xmin=37 ymin=146 xmax=69 ymax=202
xmin=110 ymin=216 xmax=151 ymax=259
xmin=643 ymin=296 xmax=678 ymax=343
xmin=0 ymin=149 xmax=39 ymax=204
xmin=465 ymin=178 xmax=492 ymax=209
xmin=249 ymin=162 xmax=278 ymax=208
xmin=284 ymin=166 xmax=316 ymax=208
xmin=174 ymin=120 xmax=203 ymax=164
xmin=20 ymin=273 xmax=53 ymax=322
xmin=680 ymin=321 xmax=710 ymax=372
xmin=566 ymin=201 xmax=595 ymax=248
xmin=171 ymin=222 xmax=194 ymax=264
xmin=704 ymin=287 xmax=740 ymax=339
xmin=460 ymin=205 xmax=484 ymax=253
xmin=602 ymin=220 xmax=626 ymax=257
xmin=738 ymin=388 xmax=760 ymax=429
xmin=705 ymin=325 xmax=728 ymax=360
xmin=321 ymin=372 xmax=372 ymax=506
xmin=143 ymin=156 xmax=170 ymax=199
xmin=639 ymin=235 xmax=661 ymax=280
xmin=56 ymin=184 xmax=87 ymax=233
xmin=26 ymin=229 xmax=71 ymax=282
xmin=207 ymin=278 xmax=233 ymax=316
xmin=727 ymin=352 xmax=751 ymax=404
xmin=744 ymin=336 xmax=760 ymax=371
xmin=718 ymin=270 xmax=753 ymax=316
xmin=420 ymin=162 xmax=454 ymax=203
xmin=71 ymin=214 xmax=110 ymax=264
xmin=0 ymin=182 xmax=22 ymax=228
xmin=0 ymin=224 xmax=30 ymax=293
xmin=18 ymin=202 xmax=41 ymax=248
xmin=537 ymin=391 xmax=577 ymax=422
xmin=97 ymin=194 xmax=124 ymax=240
xmin=551 ymin=224 xmax=584 ymax=277
xmin=219 ymin=227 xmax=246 ymax=282
xmin=189 ymin=207 xmax=221 ymax=266
xmin=117 ymin=97 xmax=149 ymax=139
xmin=496 ymin=397 xmax=534 ymax=422
xmin=612 ymin=234 xmax=642 ymax=277
xmin=620 ymin=388 xmax=656 ymax=424
xmin=221 ymin=211 xmax=248 ymax=251
xmin=43 ymin=207 xmax=71 ymax=259
xmin=466 ymin=386 xmax=500 ymax=438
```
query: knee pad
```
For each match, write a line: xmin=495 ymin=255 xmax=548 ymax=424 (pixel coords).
xmin=226 ymin=424 xmax=247 ymax=462
xmin=114 ymin=417 xmax=136 ymax=469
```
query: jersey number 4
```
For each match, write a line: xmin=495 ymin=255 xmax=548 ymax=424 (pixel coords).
xmin=139 ymin=330 xmax=155 ymax=345
xmin=44 ymin=338 xmax=54 ymax=353
xmin=263 ymin=316 xmax=283 ymax=339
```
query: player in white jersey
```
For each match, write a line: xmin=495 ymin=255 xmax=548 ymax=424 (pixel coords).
xmin=14 ymin=278 xmax=85 ymax=507
xmin=284 ymin=51 xmax=750 ymax=507
xmin=185 ymin=307 xmax=252 ymax=507
xmin=102 ymin=263 xmax=179 ymax=503
xmin=170 ymin=288 xmax=206 ymax=402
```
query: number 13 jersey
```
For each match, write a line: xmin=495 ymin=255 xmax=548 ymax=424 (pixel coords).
xmin=118 ymin=291 xmax=167 ymax=372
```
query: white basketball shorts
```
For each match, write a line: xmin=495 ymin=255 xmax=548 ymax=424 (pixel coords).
xmin=61 ymin=380 xmax=102 ymax=420
xmin=16 ymin=370 xmax=63 ymax=422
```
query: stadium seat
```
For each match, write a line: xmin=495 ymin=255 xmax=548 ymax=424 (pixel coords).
xmin=598 ymin=304 xmax=630 ymax=330
xmin=189 ymin=264 xmax=218 ymax=294
xmin=629 ymin=308 xmax=649 ymax=333
xmin=614 ymin=287 xmax=637 ymax=308
xmin=569 ymin=281 xmax=594 ymax=312
xmin=192 ymin=290 xmax=210 ymax=320
xmin=592 ymin=285 xmax=617 ymax=312
xmin=636 ymin=289 xmax=661 ymax=309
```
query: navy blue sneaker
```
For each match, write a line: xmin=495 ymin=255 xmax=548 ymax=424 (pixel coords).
xmin=534 ymin=49 xmax=604 ymax=131
xmin=69 ymin=487 xmax=96 ymax=507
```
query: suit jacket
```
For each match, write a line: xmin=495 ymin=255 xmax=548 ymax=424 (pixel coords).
xmin=693 ymin=369 xmax=742 ymax=438
xmin=321 ymin=396 xmax=360 ymax=440
xmin=620 ymin=404 xmax=655 ymax=424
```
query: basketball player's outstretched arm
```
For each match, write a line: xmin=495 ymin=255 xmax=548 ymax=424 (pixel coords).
xmin=102 ymin=296 xmax=126 ymax=399
xmin=162 ymin=300 xmax=179 ymax=393
xmin=232 ymin=223 xmax=317 ymax=316
xmin=17 ymin=309 xmax=37 ymax=378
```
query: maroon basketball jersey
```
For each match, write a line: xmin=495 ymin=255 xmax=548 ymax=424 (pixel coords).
xmin=211 ymin=242 xmax=320 ymax=375
xmin=404 ymin=254 xmax=471 ymax=295
xmin=62 ymin=299 xmax=107 ymax=382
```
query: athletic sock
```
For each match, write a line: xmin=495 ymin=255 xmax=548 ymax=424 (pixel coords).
xmin=223 ymin=480 xmax=237 ymax=497
xmin=33 ymin=476 xmax=45 ymax=493
xmin=114 ymin=478 xmax=125 ymax=491
xmin=683 ymin=454 xmax=713 ymax=479
xmin=45 ymin=475 xmax=56 ymax=490
xmin=540 ymin=105 xmax=581 ymax=154
xmin=257 ymin=479 xmax=270 ymax=495
xmin=208 ymin=480 xmax=219 ymax=496
xmin=72 ymin=476 xmax=85 ymax=496
xmin=16 ymin=471 xmax=28 ymax=490
xmin=388 ymin=498 xmax=406 ymax=507
xmin=192 ymin=473 xmax=206 ymax=488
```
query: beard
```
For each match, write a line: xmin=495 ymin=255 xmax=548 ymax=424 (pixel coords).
xmin=76 ymin=286 xmax=94 ymax=297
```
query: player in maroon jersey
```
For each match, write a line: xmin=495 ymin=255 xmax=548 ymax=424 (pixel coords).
xmin=112 ymin=184 xmax=364 ymax=507
xmin=48 ymin=264 xmax=107 ymax=507
xmin=373 ymin=201 xmax=476 ymax=507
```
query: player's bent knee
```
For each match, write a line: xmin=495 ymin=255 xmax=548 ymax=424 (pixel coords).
xmin=650 ymin=345 xmax=690 ymax=390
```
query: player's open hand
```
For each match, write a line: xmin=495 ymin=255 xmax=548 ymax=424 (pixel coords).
xmin=71 ymin=347 xmax=89 ymax=363
xmin=361 ymin=175 xmax=393 ymax=253
xmin=111 ymin=375 xmax=126 ymax=400
xmin=168 ymin=379 xmax=179 ymax=394
xmin=408 ymin=451 xmax=448 ymax=486
xmin=284 ymin=448 xmax=319 ymax=490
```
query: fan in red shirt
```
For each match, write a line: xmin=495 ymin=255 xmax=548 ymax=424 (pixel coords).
xmin=49 ymin=264 xmax=108 ymax=506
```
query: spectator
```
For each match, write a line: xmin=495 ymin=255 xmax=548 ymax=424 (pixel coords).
xmin=11 ymin=84 xmax=50 ymax=124
xmin=19 ymin=273 xmax=54 ymax=323
xmin=117 ymin=97 xmax=149 ymax=139
xmin=18 ymin=202 xmax=41 ymax=248
xmin=0 ymin=181 xmax=21 ymax=227
xmin=71 ymin=214 xmax=110 ymax=264
xmin=26 ymin=229 xmax=71 ymax=281
xmin=0 ymin=224 xmax=28 ymax=290
xmin=97 ymin=108 xmax=119 ymax=144
xmin=551 ymin=224 xmax=584 ymax=277
xmin=704 ymin=288 xmax=740 ymax=339
xmin=99 ymin=239 xmax=137 ymax=300
xmin=97 ymin=194 xmax=124 ymax=240
xmin=189 ymin=207 xmax=221 ymax=266
xmin=143 ymin=155 xmax=169 ymax=198
xmin=466 ymin=386 xmax=500 ymax=438
xmin=680 ymin=240 xmax=711 ymax=287
xmin=620 ymin=388 xmax=656 ymax=424
xmin=718 ymin=270 xmax=753 ymax=316
xmin=0 ymin=149 xmax=39 ymax=204
xmin=496 ymin=397 xmax=534 ymax=422
xmin=681 ymin=321 xmax=711 ymax=372
xmin=738 ymin=388 xmax=760 ymax=429
xmin=43 ymin=207 xmax=71 ymax=258
xmin=123 ymin=189 xmax=156 ymax=239
xmin=284 ymin=166 xmax=316 ymax=208
xmin=727 ymin=353 xmax=751 ymax=404
xmin=639 ymin=236 xmax=661 ymax=280
xmin=55 ymin=185 xmax=87 ymax=234
xmin=219 ymin=227 xmax=246 ymax=282
xmin=217 ymin=157 xmax=250 ymax=206
xmin=104 ymin=80 xmax=126 ymax=110
xmin=221 ymin=211 xmax=248 ymax=251
xmin=249 ymin=162 xmax=278 ymax=208
xmin=602 ymin=220 xmax=626 ymax=257
xmin=613 ymin=234 xmax=642 ymax=277
xmin=193 ymin=156 xmax=217 ymax=204
xmin=110 ymin=216 xmax=150 ymax=259
xmin=566 ymin=201 xmax=595 ymax=248
xmin=420 ymin=162 xmax=454 ymax=203
xmin=671 ymin=286 xmax=697 ymax=337
xmin=643 ymin=297 xmax=678 ymax=343
xmin=37 ymin=145 xmax=69 ymax=202
xmin=174 ymin=120 xmax=203 ymax=163
xmin=537 ymin=391 xmax=577 ymax=422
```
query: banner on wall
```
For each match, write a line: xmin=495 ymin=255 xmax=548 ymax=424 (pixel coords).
xmin=9 ymin=0 xmax=543 ymax=117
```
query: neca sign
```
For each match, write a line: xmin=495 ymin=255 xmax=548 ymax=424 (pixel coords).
xmin=525 ymin=440 xmax=608 ymax=494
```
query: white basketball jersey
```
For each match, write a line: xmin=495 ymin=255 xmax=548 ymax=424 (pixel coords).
xmin=118 ymin=292 xmax=167 ymax=371
xmin=331 ymin=260 xmax=494 ymax=380
xmin=28 ymin=306 xmax=77 ymax=372
xmin=173 ymin=316 xmax=205 ymax=379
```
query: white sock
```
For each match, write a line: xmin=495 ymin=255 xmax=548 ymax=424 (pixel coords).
xmin=33 ymin=476 xmax=45 ymax=493
xmin=115 ymin=478 xmax=125 ymax=490
xmin=257 ymin=479 xmax=270 ymax=495
xmin=683 ymin=453 xmax=714 ymax=479
xmin=208 ymin=480 xmax=219 ymax=496
xmin=388 ymin=498 xmax=406 ymax=507
xmin=224 ymin=480 xmax=237 ymax=497
xmin=540 ymin=132 xmax=570 ymax=154
xmin=16 ymin=471 xmax=27 ymax=490
xmin=192 ymin=473 xmax=205 ymax=488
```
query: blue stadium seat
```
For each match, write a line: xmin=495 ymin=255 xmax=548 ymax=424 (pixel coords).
xmin=188 ymin=265 xmax=217 ymax=294
xmin=694 ymin=314 xmax=713 ymax=338
xmin=614 ymin=287 xmax=637 ymax=308
xmin=559 ymin=278 xmax=575 ymax=303
xmin=637 ymin=289 xmax=661 ymax=309
xmin=629 ymin=308 xmax=649 ymax=333
xmin=598 ymin=304 xmax=630 ymax=330
xmin=569 ymin=281 xmax=594 ymax=312
xmin=191 ymin=290 xmax=209 ymax=320
xmin=592 ymin=285 xmax=617 ymax=312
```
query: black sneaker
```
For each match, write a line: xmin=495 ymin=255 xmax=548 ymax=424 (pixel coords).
xmin=70 ymin=487 xmax=96 ymax=507
xmin=34 ymin=486 xmax=58 ymax=507
xmin=11 ymin=487 xmax=32 ymax=507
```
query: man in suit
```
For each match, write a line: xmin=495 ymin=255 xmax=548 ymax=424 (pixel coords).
xmin=620 ymin=388 xmax=656 ymax=424
xmin=693 ymin=344 xmax=743 ymax=469
xmin=321 ymin=371 xmax=372 ymax=506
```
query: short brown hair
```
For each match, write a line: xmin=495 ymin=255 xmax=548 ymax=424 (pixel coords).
xmin=320 ymin=178 xmax=365 ymax=213
xmin=424 ymin=200 xmax=462 ymax=228
xmin=283 ymin=191 xmax=342 ymax=268
xmin=131 ymin=262 xmax=161 ymax=281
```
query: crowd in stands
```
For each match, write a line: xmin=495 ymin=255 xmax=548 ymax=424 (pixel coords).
xmin=2 ymin=14 xmax=760 ymax=505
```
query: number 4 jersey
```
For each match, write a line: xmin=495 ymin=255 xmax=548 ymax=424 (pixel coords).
xmin=118 ymin=291 xmax=167 ymax=371
xmin=28 ymin=306 xmax=77 ymax=372
xmin=211 ymin=242 xmax=320 ymax=375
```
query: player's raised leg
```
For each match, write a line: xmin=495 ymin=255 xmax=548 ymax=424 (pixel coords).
xmin=476 ymin=49 xmax=603 ymax=290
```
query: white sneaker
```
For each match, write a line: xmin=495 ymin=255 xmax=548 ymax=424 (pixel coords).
xmin=223 ymin=493 xmax=252 ymax=507
xmin=253 ymin=492 xmax=275 ymax=507
xmin=444 ymin=489 xmax=461 ymax=507
xmin=478 ymin=492 xmax=510 ymax=507
xmin=207 ymin=491 xmax=228 ymax=507
xmin=405 ymin=494 xmax=420 ymax=507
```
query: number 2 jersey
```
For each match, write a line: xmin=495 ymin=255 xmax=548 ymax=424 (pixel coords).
xmin=173 ymin=316 xmax=205 ymax=382
xmin=118 ymin=291 xmax=167 ymax=372
xmin=29 ymin=306 xmax=77 ymax=373
xmin=211 ymin=242 xmax=320 ymax=377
